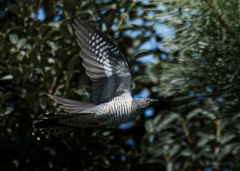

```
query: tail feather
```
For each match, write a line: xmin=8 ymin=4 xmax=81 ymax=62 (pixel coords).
xmin=33 ymin=112 xmax=97 ymax=140
xmin=46 ymin=93 xmax=96 ymax=113
xmin=33 ymin=126 xmax=79 ymax=140
xmin=60 ymin=105 xmax=92 ymax=113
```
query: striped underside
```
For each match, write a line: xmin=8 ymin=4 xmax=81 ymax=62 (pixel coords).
xmin=92 ymin=94 xmax=135 ymax=125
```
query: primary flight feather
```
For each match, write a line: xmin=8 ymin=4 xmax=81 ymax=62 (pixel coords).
xmin=33 ymin=19 xmax=158 ymax=140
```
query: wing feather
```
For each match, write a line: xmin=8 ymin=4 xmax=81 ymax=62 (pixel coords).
xmin=73 ymin=19 xmax=132 ymax=105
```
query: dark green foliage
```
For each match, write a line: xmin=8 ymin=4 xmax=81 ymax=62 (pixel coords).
xmin=0 ymin=0 xmax=164 ymax=170
xmin=147 ymin=0 xmax=240 ymax=170
xmin=1 ymin=0 xmax=240 ymax=170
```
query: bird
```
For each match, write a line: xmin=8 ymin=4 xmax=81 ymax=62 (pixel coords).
xmin=33 ymin=19 xmax=158 ymax=140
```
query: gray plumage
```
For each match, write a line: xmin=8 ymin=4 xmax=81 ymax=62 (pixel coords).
xmin=33 ymin=19 xmax=158 ymax=140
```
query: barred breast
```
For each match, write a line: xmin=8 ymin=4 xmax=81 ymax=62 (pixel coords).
xmin=96 ymin=94 xmax=134 ymax=125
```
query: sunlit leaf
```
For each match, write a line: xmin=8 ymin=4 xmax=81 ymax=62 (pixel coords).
xmin=145 ymin=119 xmax=154 ymax=133
xmin=9 ymin=33 xmax=18 ymax=44
xmin=0 ymin=75 xmax=13 ymax=80
xmin=17 ymin=38 xmax=27 ymax=48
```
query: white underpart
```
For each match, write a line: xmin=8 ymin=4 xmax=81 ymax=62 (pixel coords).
xmin=96 ymin=93 xmax=133 ymax=125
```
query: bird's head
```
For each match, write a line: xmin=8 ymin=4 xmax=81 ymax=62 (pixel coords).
xmin=133 ymin=98 xmax=159 ymax=111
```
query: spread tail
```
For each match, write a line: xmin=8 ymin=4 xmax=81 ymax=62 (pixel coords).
xmin=46 ymin=93 xmax=96 ymax=113
xmin=33 ymin=112 xmax=99 ymax=140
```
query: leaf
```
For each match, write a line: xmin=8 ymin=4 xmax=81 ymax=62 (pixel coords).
xmin=157 ymin=112 xmax=179 ymax=130
xmin=169 ymin=144 xmax=181 ymax=157
xmin=74 ymin=88 xmax=88 ymax=96
xmin=166 ymin=161 xmax=173 ymax=171
xmin=181 ymin=149 xmax=192 ymax=157
xmin=147 ymin=69 xmax=158 ymax=84
xmin=76 ymin=9 xmax=94 ymax=16
xmin=0 ymin=66 xmax=8 ymax=72
xmin=6 ymin=5 xmax=19 ymax=15
xmin=9 ymin=52 xmax=19 ymax=64
xmin=63 ymin=0 xmax=75 ymax=6
xmin=23 ymin=9 xmax=31 ymax=18
xmin=118 ymin=24 xmax=135 ymax=30
xmin=0 ymin=75 xmax=13 ymax=80
xmin=10 ymin=67 xmax=22 ymax=82
xmin=1 ymin=92 xmax=12 ymax=103
xmin=9 ymin=33 xmax=18 ymax=44
xmin=134 ymin=49 xmax=153 ymax=60
xmin=39 ymin=24 xmax=49 ymax=37
xmin=63 ymin=71 xmax=73 ymax=88
xmin=218 ymin=144 xmax=233 ymax=161
xmin=48 ymin=22 xmax=60 ymax=29
xmin=153 ymin=114 xmax=162 ymax=126
xmin=68 ymin=55 xmax=81 ymax=72
xmin=220 ymin=133 xmax=235 ymax=145
xmin=145 ymin=119 xmax=154 ymax=133
xmin=186 ymin=108 xmax=202 ymax=121
xmin=0 ymin=34 xmax=5 ymax=46
xmin=17 ymin=38 xmax=27 ymax=48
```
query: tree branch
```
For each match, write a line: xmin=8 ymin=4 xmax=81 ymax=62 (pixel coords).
xmin=204 ymin=0 xmax=240 ymax=48
xmin=181 ymin=118 xmax=192 ymax=144
xmin=115 ymin=0 xmax=137 ymax=31
xmin=213 ymin=115 xmax=221 ymax=169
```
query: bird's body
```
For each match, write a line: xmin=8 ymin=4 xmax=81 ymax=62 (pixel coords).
xmin=89 ymin=94 xmax=134 ymax=125
xmin=33 ymin=19 xmax=158 ymax=140
xmin=58 ymin=94 xmax=135 ymax=127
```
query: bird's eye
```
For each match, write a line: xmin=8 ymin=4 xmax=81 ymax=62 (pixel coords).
xmin=144 ymin=99 xmax=149 ymax=104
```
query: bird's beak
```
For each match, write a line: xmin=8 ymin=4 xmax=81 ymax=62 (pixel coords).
xmin=151 ymin=99 xmax=159 ymax=103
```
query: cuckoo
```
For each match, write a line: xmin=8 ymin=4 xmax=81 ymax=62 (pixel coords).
xmin=33 ymin=19 xmax=158 ymax=140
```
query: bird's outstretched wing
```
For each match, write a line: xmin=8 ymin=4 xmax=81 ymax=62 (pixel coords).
xmin=72 ymin=19 xmax=132 ymax=105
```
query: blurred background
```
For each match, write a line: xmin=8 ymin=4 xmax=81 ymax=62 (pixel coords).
xmin=1 ymin=0 xmax=240 ymax=170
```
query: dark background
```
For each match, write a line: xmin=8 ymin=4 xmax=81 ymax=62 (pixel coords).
xmin=1 ymin=0 xmax=240 ymax=170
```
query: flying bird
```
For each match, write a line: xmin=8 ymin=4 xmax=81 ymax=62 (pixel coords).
xmin=33 ymin=19 xmax=158 ymax=140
